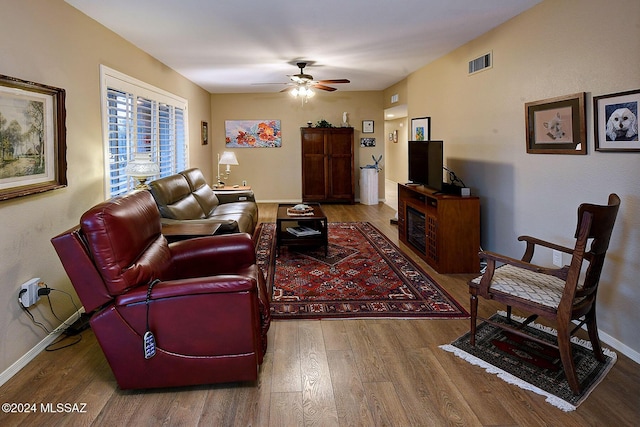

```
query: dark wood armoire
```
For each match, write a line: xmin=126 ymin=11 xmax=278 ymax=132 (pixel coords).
xmin=301 ymin=127 xmax=354 ymax=203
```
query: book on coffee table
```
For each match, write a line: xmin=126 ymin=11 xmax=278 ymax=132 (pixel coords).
xmin=286 ymin=226 xmax=321 ymax=237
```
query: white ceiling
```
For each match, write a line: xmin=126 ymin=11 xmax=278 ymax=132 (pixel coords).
xmin=66 ymin=0 xmax=540 ymax=94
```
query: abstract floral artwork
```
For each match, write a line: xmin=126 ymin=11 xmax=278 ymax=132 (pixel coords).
xmin=225 ymin=120 xmax=281 ymax=148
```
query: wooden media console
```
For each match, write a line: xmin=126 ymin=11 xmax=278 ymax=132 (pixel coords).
xmin=398 ymin=183 xmax=480 ymax=274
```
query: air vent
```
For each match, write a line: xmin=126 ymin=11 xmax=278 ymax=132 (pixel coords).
xmin=468 ymin=51 xmax=492 ymax=75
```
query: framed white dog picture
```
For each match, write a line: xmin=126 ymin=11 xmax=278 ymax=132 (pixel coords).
xmin=525 ymin=93 xmax=586 ymax=155
xmin=594 ymin=89 xmax=640 ymax=152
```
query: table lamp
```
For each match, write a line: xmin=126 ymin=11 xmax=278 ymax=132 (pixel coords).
xmin=125 ymin=153 xmax=160 ymax=189
xmin=216 ymin=151 xmax=238 ymax=187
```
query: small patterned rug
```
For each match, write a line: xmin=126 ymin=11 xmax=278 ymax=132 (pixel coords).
xmin=440 ymin=312 xmax=617 ymax=411
xmin=254 ymin=222 xmax=468 ymax=319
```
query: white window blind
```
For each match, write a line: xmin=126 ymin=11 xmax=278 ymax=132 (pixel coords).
xmin=100 ymin=66 xmax=188 ymax=198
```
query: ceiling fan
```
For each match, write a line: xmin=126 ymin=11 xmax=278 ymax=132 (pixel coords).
xmin=254 ymin=62 xmax=350 ymax=96
xmin=285 ymin=62 xmax=350 ymax=92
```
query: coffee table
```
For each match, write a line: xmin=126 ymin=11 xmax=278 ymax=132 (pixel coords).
xmin=276 ymin=203 xmax=328 ymax=256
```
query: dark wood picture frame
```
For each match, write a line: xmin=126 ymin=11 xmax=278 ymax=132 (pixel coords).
xmin=0 ymin=74 xmax=67 ymax=201
xmin=525 ymin=92 xmax=586 ymax=154
xmin=362 ymin=120 xmax=374 ymax=133
xmin=201 ymin=121 xmax=209 ymax=145
xmin=410 ymin=117 xmax=431 ymax=141
xmin=593 ymin=89 xmax=640 ymax=152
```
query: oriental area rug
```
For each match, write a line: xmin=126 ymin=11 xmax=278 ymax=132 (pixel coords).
xmin=254 ymin=222 xmax=468 ymax=320
xmin=440 ymin=312 xmax=617 ymax=412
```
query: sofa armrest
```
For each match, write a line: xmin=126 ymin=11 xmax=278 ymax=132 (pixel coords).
xmin=214 ymin=190 xmax=256 ymax=204
xmin=160 ymin=217 xmax=239 ymax=234
xmin=165 ymin=233 xmax=256 ymax=277
xmin=115 ymin=275 xmax=256 ymax=306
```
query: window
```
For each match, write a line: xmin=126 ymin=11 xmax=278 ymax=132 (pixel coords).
xmin=100 ymin=66 xmax=188 ymax=198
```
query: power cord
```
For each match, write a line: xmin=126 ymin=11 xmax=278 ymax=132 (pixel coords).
xmin=18 ymin=289 xmax=51 ymax=334
xmin=18 ymin=283 xmax=85 ymax=351
xmin=443 ymin=167 xmax=467 ymax=188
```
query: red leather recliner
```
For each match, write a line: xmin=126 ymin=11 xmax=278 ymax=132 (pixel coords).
xmin=51 ymin=190 xmax=270 ymax=390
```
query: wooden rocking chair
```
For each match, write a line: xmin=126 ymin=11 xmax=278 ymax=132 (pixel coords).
xmin=468 ymin=194 xmax=620 ymax=394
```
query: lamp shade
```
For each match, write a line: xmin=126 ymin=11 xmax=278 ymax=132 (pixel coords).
xmin=125 ymin=153 xmax=160 ymax=178
xmin=218 ymin=151 xmax=239 ymax=165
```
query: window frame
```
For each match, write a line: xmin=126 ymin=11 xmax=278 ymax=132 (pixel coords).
xmin=99 ymin=65 xmax=189 ymax=198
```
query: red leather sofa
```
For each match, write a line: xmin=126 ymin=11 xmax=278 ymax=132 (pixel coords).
xmin=51 ymin=190 xmax=270 ymax=389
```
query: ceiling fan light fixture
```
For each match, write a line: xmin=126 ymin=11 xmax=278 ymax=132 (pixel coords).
xmin=290 ymin=84 xmax=315 ymax=103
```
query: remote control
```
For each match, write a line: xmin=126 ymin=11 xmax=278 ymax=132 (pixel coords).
xmin=143 ymin=331 xmax=156 ymax=359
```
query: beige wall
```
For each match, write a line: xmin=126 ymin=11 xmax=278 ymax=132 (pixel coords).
xmin=383 ymin=80 xmax=408 ymax=110
xmin=0 ymin=0 xmax=211 ymax=375
xmin=400 ymin=0 xmax=640 ymax=357
xmin=382 ymin=80 xmax=409 ymax=185
xmin=210 ymin=91 xmax=385 ymax=202
xmin=383 ymin=116 xmax=409 ymax=184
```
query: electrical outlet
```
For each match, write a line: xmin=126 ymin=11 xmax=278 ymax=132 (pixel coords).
xmin=552 ymin=250 xmax=563 ymax=267
xmin=19 ymin=278 xmax=40 ymax=307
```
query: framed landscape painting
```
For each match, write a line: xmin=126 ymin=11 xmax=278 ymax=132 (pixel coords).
xmin=0 ymin=75 xmax=67 ymax=201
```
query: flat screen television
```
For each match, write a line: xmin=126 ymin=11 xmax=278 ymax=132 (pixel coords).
xmin=408 ymin=140 xmax=443 ymax=191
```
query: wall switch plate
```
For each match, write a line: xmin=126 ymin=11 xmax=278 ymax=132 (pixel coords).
xmin=552 ymin=250 xmax=563 ymax=267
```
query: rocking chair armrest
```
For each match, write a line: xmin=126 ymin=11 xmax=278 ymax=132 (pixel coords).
xmin=478 ymin=250 xmax=568 ymax=287
xmin=517 ymin=235 xmax=574 ymax=262
xmin=479 ymin=250 xmax=539 ymax=271
xmin=480 ymin=250 xmax=569 ymax=275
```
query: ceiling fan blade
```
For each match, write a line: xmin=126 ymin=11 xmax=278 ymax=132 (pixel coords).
xmin=317 ymin=79 xmax=350 ymax=84
xmin=312 ymin=84 xmax=337 ymax=92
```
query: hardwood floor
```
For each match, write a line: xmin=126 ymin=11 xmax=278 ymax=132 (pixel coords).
xmin=1 ymin=202 xmax=638 ymax=426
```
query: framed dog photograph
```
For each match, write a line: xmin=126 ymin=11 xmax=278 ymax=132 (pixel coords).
xmin=594 ymin=89 xmax=640 ymax=152
xmin=525 ymin=93 xmax=586 ymax=154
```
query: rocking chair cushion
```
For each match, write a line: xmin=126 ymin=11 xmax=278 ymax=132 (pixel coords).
xmin=470 ymin=264 xmax=585 ymax=309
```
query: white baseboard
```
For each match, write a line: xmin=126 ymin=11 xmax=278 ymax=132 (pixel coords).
xmin=569 ymin=319 xmax=640 ymax=364
xmin=0 ymin=309 xmax=84 ymax=388
xmin=599 ymin=329 xmax=640 ymax=364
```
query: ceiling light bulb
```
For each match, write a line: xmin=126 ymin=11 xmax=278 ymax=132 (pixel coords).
xmin=291 ymin=88 xmax=298 ymax=97
xmin=307 ymin=89 xmax=315 ymax=98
